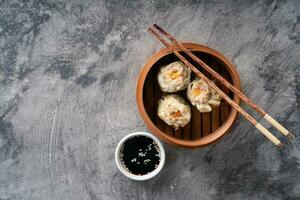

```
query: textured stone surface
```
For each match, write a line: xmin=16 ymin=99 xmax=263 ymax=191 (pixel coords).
xmin=0 ymin=0 xmax=299 ymax=199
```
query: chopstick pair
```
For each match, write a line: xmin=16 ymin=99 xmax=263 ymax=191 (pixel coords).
xmin=148 ymin=24 xmax=294 ymax=147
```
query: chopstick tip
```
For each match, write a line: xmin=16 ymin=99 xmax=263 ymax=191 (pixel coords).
xmin=147 ymin=27 xmax=154 ymax=33
xmin=277 ymin=142 xmax=284 ymax=149
xmin=153 ymin=24 xmax=163 ymax=31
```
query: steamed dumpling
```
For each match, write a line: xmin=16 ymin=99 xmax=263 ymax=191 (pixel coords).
xmin=187 ymin=79 xmax=211 ymax=112
xmin=157 ymin=61 xmax=191 ymax=93
xmin=187 ymin=79 xmax=221 ymax=113
xmin=157 ymin=94 xmax=191 ymax=129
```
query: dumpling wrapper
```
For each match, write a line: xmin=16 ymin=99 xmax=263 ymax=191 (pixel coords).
xmin=187 ymin=79 xmax=212 ymax=113
xmin=187 ymin=78 xmax=221 ymax=112
xmin=196 ymin=103 xmax=212 ymax=113
xmin=158 ymin=61 xmax=191 ymax=93
xmin=208 ymin=88 xmax=221 ymax=107
xmin=157 ymin=94 xmax=191 ymax=130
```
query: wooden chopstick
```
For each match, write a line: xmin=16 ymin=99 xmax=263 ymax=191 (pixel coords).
xmin=152 ymin=24 xmax=294 ymax=140
xmin=148 ymin=27 xmax=283 ymax=147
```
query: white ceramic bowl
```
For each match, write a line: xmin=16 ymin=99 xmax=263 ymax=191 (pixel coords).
xmin=115 ymin=132 xmax=165 ymax=181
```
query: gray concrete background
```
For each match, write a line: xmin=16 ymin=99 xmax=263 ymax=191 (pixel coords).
xmin=0 ymin=0 xmax=299 ymax=199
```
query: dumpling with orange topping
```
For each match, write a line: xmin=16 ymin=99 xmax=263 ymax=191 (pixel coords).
xmin=157 ymin=61 xmax=191 ymax=93
xmin=157 ymin=94 xmax=191 ymax=129
xmin=187 ymin=79 xmax=212 ymax=113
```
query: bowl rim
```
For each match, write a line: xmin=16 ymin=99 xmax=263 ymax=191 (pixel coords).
xmin=115 ymin=131 xmax=166 ymax=181
xmin=136 ymin=43 xmax=241 ymax=148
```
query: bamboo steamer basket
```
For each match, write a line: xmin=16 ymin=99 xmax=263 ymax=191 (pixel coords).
xmin=136 ymin=43 xmax=241 ymax=148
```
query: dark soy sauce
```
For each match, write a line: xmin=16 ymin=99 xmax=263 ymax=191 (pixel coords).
xmin=120 ymin=136 xmax=161 ymax=175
